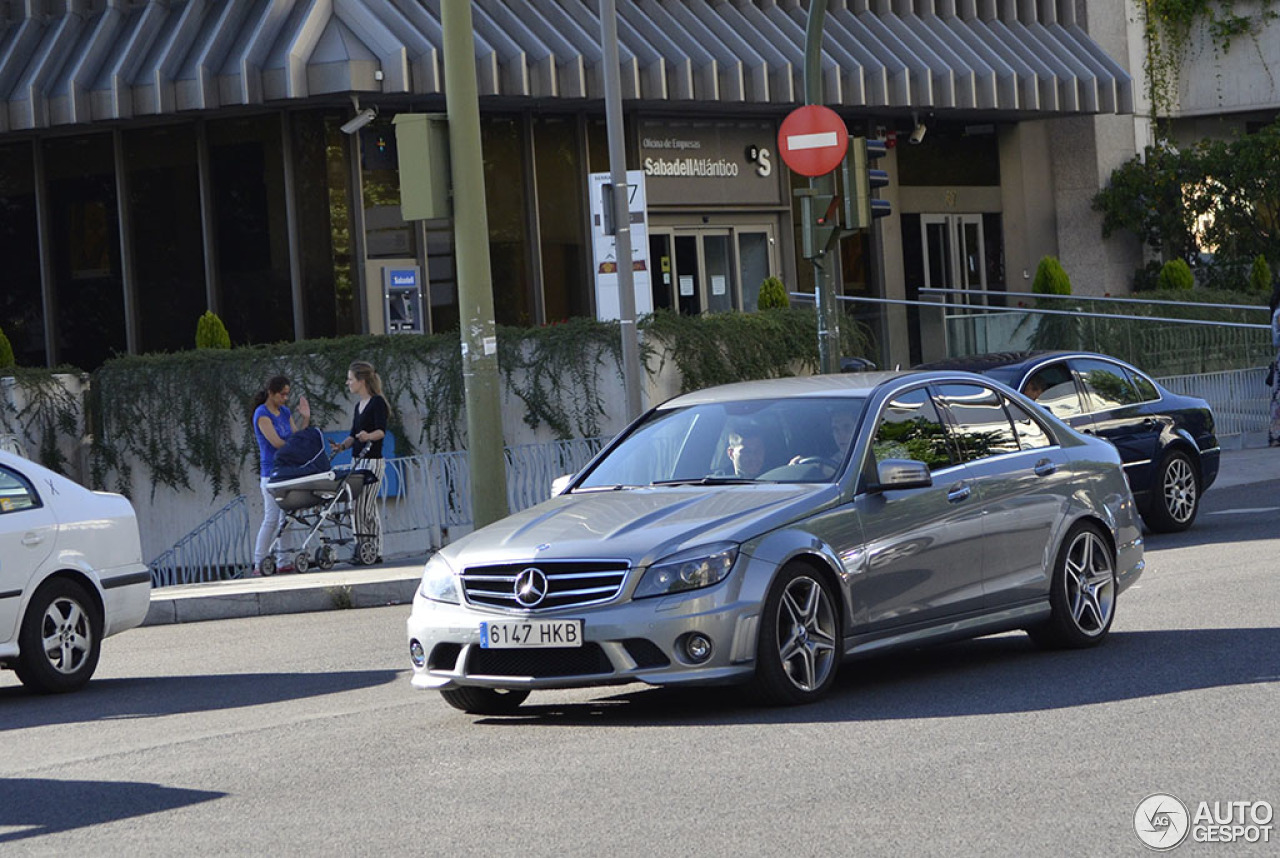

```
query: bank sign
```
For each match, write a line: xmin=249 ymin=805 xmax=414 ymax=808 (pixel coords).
xmin=638 ymin=119 xmax=783 ymax=207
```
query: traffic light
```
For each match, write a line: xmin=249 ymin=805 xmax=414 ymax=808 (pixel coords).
xmin=797 ymin=188 xmax=840 ymax=260
xmin=844 ymin=136 xmax=891 ymax=229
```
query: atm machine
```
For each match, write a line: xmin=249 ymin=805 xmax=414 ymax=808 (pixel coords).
xmin=382 ymin=266 xmax=424 ymax=334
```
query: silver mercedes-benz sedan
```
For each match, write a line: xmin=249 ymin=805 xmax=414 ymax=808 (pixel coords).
xmin=406 ymin=370 xmax=1144 ymax=714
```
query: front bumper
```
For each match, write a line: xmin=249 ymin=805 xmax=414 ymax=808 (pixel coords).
xmin=405 ymin=583 xmax=762 ymax=691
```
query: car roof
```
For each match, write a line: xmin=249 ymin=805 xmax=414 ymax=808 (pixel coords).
xmin=659 ymin=369 xmax=1002 ymax=409
xmin=913 ymin=350 xmax=1072 ymax=372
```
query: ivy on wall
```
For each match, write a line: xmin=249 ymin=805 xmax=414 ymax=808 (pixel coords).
xmin=1141 ymin=0 xmax=1277 ymax=127
xmin=7 ymin=309 xmax=873 ymax=498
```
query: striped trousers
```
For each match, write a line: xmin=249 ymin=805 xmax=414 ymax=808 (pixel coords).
xmin=354 ymin=457 xmax=385 ymax=559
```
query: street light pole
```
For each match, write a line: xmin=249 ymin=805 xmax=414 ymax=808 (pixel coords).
xmin=804 ymin=0 xmax=841 ymax=375
xmin=442 ymin=0 xmax=509 ymax=527
xmin=600 ymin=0 xmax=644 ymax=420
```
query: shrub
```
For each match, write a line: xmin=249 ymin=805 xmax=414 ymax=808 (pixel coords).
xmin=0 ymin=325 xmax=14 ymax=370
xmin=1249 ymin=255 xmax=1272 ymax=294
xmin=195 ymin=311 xmax=231 ymax=349
xmin=756 ymin=276 xmax=789 ymax=310
xmin=1157 ymin=258 xmax=1194 ymax=291
xmin=1031 ymin=256 xmax=1071 ymax=296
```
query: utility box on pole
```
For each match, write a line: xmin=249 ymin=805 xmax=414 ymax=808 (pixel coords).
xmin=393 ymin=113 xmax=452 ymax=221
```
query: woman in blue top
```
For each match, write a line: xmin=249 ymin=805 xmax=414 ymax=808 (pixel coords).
xmin=251 ymin=375 xmax=310 ymax=574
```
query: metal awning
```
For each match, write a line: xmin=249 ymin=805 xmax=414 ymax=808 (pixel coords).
xmin=0 ymin=0 xmax=1132 ymax=133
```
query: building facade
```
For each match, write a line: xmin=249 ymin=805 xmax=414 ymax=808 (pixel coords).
xmin=0 ymin=0 xmax=1144 ymax=372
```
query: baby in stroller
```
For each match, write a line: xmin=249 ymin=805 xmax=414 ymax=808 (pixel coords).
xmin=258 ymin=427 xmax=379 ymax=575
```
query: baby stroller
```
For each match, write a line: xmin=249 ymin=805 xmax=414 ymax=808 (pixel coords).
xmin=259 ymin=427 xmax=380 ymax=575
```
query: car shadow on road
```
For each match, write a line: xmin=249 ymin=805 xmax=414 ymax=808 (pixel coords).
xmin=473 ymin=627 xmax=1280 ymax=726
xmin=0 ymin=670 xmax=403 ymax=731
xmin=0 ymin=778 xmax=224 ymax=844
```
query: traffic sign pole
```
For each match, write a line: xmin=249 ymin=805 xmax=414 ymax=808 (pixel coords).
xmin=804 ymin=0 xmax=839 ymax=375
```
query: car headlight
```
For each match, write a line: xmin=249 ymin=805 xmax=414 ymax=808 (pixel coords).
xmin=419 ymin=554 xmax=461 ymax=604
xmin=634 ymin=543 xmax=739 ymax=599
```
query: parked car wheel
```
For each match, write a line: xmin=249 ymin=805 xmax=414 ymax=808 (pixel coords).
xmin=1145 ymin=449 xmax=1200 ymax=533
xmin=439 ymin=686 xmax=531 ymax=715
xmin=1028 ymin=523 xmax=1116 ymax=649
xmin=750 ymin=566 xmax=841 ymax=705
xmin=14 ymin=578 xmax=103 ymax=694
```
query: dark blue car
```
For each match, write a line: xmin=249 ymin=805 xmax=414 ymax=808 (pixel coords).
xmin=916 ymin=351 xmax=1219 ymax=532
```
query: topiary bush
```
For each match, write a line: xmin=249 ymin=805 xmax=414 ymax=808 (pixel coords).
xmin=1031 ymin=256 xmax=1072 ymax=296
xmin=1249 ymin=255 xmax=1272 ymax=295
xmin=195 ymin=311 xmax=231 ymax=349
xmin=1157 ymin=258 xmax=1194 ymax=291
xmin=756 ymin=276 xmax=789 ymax=310
xmin=0 ymin=325 xmax=14 ymax=370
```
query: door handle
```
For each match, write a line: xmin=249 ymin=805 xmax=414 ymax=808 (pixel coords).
xmin=947 ymin=484 xmax=971 ymax=503
xmin=1033 ymin=460 xmax=1057 ymax=477
xmin=22 ymin=533 xmax=44 ymax=546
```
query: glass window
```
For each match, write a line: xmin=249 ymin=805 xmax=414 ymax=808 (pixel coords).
xmin=0 ymin=142 xmax=45 ymax=366
xmin=0 ymin=466 xmax=39 ymax=514
xmin=934 ymin=383 xmax=1020 ymax=461
xmin=483 ymin=116 xmax=533 ymax=326
xmin=534 ymin=116 xmax=590 ymax=321
xmin=1005 ymin=396 xmax=1052 ymax=450
xmin=293 ymin=112 xmax=351 ymax=338
xmin=738 ymin=232 xmax=769 ymax=312
xmin=870 ymin=387 xmax=955 ymax=472
xmin=208 ymin=116 xmax=292 ymax=345
xmin=124 ymin=124 xmax=206 ymax=355
xmin=1024 ymin=363 xmax=1084 ymax=421
xmin=1073 ymin=358 xmax=1142 ymax=410
xmin=1131 ymin=370 xmax=1159 ymax=402
xmin=45 ymin=134 xmax=126 ymax=370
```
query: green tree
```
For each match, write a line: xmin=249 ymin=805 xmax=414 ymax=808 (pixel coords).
xmin=1157 ymin=258 xmax=1194 ymax=291
xmin=1032 ymin=256 xmax=1072 ymax=296
xmin=195 ymin=312 xmax=231 ymax=350
xmin=1249 ymin=255 xmax=1272 ymax=294
xmin=756 ymin=276 xmax=789 ymax=310
xmin=1092 ymin=144 xmax=1198 ymax=263
xmin=0 ymin=325 xmax=14 ymax=369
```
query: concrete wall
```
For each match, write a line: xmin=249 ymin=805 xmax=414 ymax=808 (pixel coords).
xmin=1172 ymin=0 xmax=1280 ymax=117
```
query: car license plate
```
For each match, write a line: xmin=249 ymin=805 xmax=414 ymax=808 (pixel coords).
xmin=479 ymin=619 xmax=583 ymax=649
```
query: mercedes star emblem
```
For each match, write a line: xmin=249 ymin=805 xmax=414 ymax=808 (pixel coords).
xmin=513 ymin=567 xmax=549 ymax=607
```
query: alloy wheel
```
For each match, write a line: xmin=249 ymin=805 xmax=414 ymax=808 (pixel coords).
xmin=41 ymin=596 xmax=95 ymax=676
xmin=1162 ymin=455 xmax=1198 ymax=524
xmin=774 ymin=575 xmax=838 ymax=692
xmin=1063 ymin=530 xmax=1115 ymax=636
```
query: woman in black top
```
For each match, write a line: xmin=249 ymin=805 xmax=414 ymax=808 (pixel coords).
xmin=330 ymin=360 xmax=388 ymax=564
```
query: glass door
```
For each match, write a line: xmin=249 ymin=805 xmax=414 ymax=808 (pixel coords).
xmin=648 ymin=225 xmax=776 ymax=315
xmin=921 ymin=214 xmax=987 ymax=304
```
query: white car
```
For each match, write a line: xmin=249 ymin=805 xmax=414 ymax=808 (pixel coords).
xmin=0 ymin=449 xmax=151 ymax=693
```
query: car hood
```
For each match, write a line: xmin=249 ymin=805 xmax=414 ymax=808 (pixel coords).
xmin=440 ymin=483 xmax=841 ymax=569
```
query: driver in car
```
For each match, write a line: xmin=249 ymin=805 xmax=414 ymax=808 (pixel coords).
xmin=726 ymin=425 xmax=768 ymax=478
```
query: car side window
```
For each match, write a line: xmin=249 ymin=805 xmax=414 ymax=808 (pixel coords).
xmin=0 ymin=466 xmax=40 ymax=514
xmin=870 ymin=387 xmax=955 ymax=472
xmin=1073 ymin=358 xmax=1142 ymax=410
xmin=1130 ymin=370 xmax=1160 ymax=402
xmin=933 ymin=383 xmax=1020 ymax=462
xmin=1004 ymin=396 xmax=1053 ymax=450
xmin=1023 ymin=362 xmax=1084 ymax=421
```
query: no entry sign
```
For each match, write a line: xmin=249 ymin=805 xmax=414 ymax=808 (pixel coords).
xmin=777 ymin=105 xmax=848 ymax=177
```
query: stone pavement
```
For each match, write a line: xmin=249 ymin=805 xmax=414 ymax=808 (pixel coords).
xmin=142 ymin=443 xmax=1280 ymax=627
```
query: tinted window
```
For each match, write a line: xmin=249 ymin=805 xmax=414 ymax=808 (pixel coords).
xmin=1131 ymin=371 xmax=1159 ymax=402
xmin=1005 ymin=396 xmax=1052 ymax=450
xmin=870 ymin=387 xmax=955 ymax=472
xmin=1023 ymin=362 xmax=1084 ymax=420
xmin=934 ymin=383 xmax=1020 ymax=462
xmin=0 ymin=466 xmax=39 ymax=514
xmin=1074 ymin=358 xmax=1142 ymax=410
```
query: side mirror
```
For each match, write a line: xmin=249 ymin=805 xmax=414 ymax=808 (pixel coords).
xmin=872 ymin=458 xmax=932 ymax=491
xmin=550 ymin=474 xmax=573 ymax=496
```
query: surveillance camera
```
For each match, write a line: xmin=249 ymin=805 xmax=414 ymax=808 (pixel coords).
xmin=340 ymin=107 xmax=378 ymax=135
xmin=909 ymin=123 xmax=927 ymax=145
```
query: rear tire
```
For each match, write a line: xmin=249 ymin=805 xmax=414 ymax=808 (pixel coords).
xmin=316 ymin=546 xmax=336 ymax=571
xmin=1143 ymin=449 xmax=1200 ymax=533
xmin=14 ymin=579 xmax=102 ymax=694
xmin=439 ymin=687 xmax=531 ymax=715
xmin=749 ymin=565 xmax=841 ymax=705
xmin=355 ymin=540 xmax=379 ymax=566
xmin=1027 ymin=522 xmax=1116 ymax=649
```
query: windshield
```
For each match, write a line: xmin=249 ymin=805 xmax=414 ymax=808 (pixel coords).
xmin=577 ymin=396 xmax=867 ymax=489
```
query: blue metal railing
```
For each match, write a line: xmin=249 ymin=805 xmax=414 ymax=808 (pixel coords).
xmin=148 ymin=495 xmax=253 ymax=587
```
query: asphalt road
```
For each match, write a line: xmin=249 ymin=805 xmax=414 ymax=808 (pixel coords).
xmin=2 ymin=482 xmax=1278 ymax=856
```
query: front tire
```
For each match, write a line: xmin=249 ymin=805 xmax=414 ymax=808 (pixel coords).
xmin=14 ymin=579 xmax=103 ymax=694
xmin=439 ymin=687 xmax=531 ymax=715
xmin=749 ymin=565 xmax=841 ymax=705
xmin=1143 ymin=449 xmax=1200 ymax=533
xmin=1028 ymin=523 xmax=1116 ymax=649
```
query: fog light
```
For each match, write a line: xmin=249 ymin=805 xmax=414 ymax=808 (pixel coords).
xmin=409 ymin=639 xmax=426 ymax=668
xmin=683 ymin=633 xmax=713 ymax=664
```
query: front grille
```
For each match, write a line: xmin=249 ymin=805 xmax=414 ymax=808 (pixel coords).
xmin=461 ymin=560 xmax=629 ymax=611
xmin=622 ymin=638 xmax=670 ymax=669
xmin=467 ymin=644 xmax=613 ymax=678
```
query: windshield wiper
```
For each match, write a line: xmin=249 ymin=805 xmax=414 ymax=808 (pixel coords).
xmin=572 ymin=484 xmax=633 ymax=493
xmin=650 ymin=476 xmax=758 ymax=486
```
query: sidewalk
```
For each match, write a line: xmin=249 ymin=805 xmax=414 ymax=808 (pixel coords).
xmin=142 ymin=443 xmax=1280 ymax=627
